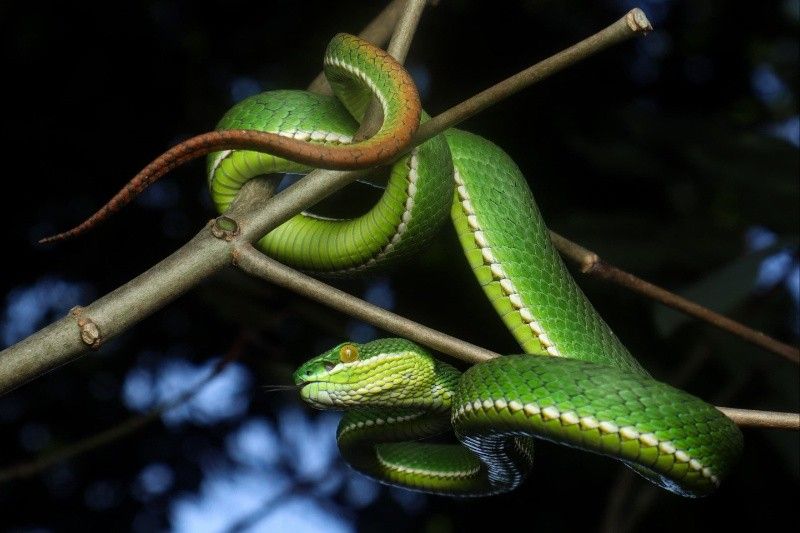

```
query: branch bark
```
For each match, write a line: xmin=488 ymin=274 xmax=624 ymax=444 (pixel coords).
xmin=413 ymin=9 xmax=652 ymax=145
xmin=549 ymin=232 xmax=800 ymax=363
xmin=234 ymin=244 xmax=498 ymax=364
xmin=715 ymin=407 xmax=800 ymax=429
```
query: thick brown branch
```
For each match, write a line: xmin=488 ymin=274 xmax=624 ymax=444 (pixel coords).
xmin=0 ymin=179 xmax=275 ymax=395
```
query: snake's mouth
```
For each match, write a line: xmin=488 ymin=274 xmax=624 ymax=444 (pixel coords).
xmin=299 ymin=381 xmax=339 ymax=408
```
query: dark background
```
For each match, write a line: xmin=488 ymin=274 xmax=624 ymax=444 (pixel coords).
xmin=1 ymin=1 xmax=798 ymax=531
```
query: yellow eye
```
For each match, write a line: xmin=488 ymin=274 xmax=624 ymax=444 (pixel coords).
xmin=339 ymin=343 xmax=359 ymax=363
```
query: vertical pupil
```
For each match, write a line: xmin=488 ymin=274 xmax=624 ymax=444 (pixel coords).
xmin=340 ymin=345 xmax=357 ymax=362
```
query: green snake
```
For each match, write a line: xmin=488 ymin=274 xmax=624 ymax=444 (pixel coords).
xmin=44 ymin=34 xmax=742 ymax=497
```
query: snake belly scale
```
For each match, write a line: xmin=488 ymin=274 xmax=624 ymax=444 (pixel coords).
xmin=203 ymin=35 xmax=743 ymax=498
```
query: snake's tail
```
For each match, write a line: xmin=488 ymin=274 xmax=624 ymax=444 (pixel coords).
xmin=37 ymin=176 xmax=162 ymax=244
xmin=38 ymin=124 xmax=414 ymax=244
xmin=38 ymin=131 xmax=226 ymax=244
xmin=40 ymin=34 xmax=421 ymax=245
xmin=34 ymin=132 xmax=306 ymax=244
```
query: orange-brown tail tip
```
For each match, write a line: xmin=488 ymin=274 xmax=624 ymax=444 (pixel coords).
xmin=38 ymin=228 xmax=78 ymax=244
xmin=38 ymin=234 xmax=62 ymax=244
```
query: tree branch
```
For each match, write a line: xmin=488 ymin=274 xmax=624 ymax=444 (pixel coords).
xmin=233 ymin=242 xmax=799 ymax=431
xmin=1 ymin=9 xmax=649 ymax=394
xmin=352 ymin=0 xmax=428 ymax=140
xmin=413 ymin=8 xmax=652 ymax=145
xmin=234 ymin=244 xmax=498 ymax=364
xmin=0 ymin=180 xmax=269 ymax=395
xmin=715 ymin=407 xmax=800 ymax=429
xmin=549 ymin=232 xmax=800 ymax=363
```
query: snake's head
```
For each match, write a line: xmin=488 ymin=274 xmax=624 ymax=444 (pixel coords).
xmin=293 ymin=338 xmax=455 ymax=410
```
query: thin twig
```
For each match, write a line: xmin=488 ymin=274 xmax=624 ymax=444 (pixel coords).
xmin=600 ymin=470 xmax=637 ymax=533
xmin=549 ymin=231 xmax=800 ymax=363
xmin=223 ymin=483 xmax=300 ymax=533
xmin=413 ymin=8 xmax=652 ymax=145
xmin=233 ymin=242 xmax=798 ymax=430
xmin=234 ymin=243 xmax=498 ymax=364
xmin=0 ymin=334 xmax=248 ymax=483
xmin=716 ymin=407 xmax=800 ymax=429
xmin=384 ymin=0 xmax=427 ymax=64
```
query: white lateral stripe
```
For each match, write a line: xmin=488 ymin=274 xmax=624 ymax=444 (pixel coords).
xmin=338 ymin=411 xmax=424 ymax=437
xmin=339 ymin=148 xmax=421 ymax=273
xmin=376 ymin=451 xmax=480 ymax=479
xmin=208 ymin=128 xmax=353 ymax=184
xmin=454 ymin=167 xmax=560 ymax=356
xmin=453 ymin=399 xmax=718 ymax=484
xmin=323 ymin=56 xmax=389 ymax=115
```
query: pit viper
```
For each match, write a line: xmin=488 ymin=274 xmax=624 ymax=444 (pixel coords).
xmin=44 ymin=33 xmax=742 ymax=497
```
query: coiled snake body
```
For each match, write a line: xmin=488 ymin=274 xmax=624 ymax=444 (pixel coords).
xmin=49 ymin=34 xmax=742 ymax=497
xmin=214 ymin=35 xmax=742 ymax=497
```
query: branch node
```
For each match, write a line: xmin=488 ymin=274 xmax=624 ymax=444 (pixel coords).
xmin=625 ymin=8 xmax=653 ymax=33
xmin=211 ymin=216 xmax=240 ymax=241
xmin=231 ymin=246 xmax=243 ymax=267
xmin=70 ymin=306 xmax=102 ymax=350
xmin=581 ymin=253 xmax=602 ymax=274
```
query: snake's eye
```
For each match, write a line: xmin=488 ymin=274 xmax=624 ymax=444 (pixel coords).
xmin=339 ymin=343 xmax=359 ymax=363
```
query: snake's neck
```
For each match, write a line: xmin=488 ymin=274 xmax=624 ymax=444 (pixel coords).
xmin=347 ymin=354 xmax=461 ymax=413
xmin=360 ymin=358 xmax=461 ymax=413
xmin=426 ymin=360 xmax=461 ymax=414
